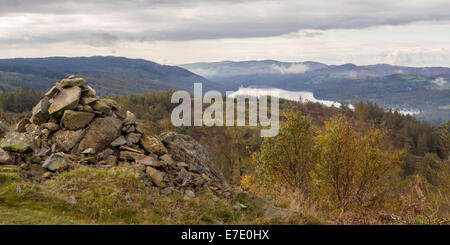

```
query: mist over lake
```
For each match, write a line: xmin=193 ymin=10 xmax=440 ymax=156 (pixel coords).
xmin=229 ymin=87 xmax=348 ymax=108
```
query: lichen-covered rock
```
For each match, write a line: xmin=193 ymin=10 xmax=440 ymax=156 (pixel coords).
xmin=0 ymin=132 xmax=38 ymax=153
xmin=43 ymin=153 xmax=69 ymax=172
xmin=48 ymin=86 xmax=81 ymax=117
xmin=77 ymin=117 xmax=122 ymax=153
xmin=61 ymin=110 xmax=94 ymax=130
xmin=30 ymin=97 xmax=50 ymax=125
xmin=52 ymin=129 xmax=85 ymax=152
xmin=160 ymin=132 xmax=224 ymax=182
xmin=140 ymin=135 xmax=168 ymax=156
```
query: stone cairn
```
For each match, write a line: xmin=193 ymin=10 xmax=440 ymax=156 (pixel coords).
xmin=0 ymin=75 xmax=229 ymax=197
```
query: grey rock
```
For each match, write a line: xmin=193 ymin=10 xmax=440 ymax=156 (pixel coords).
xmin=0 ymin=131 xmax=38 ymax=153
xmin=43 ymin=153 xmax=70 ymax=172
xmin=91 ymin=100 xmax=112 ymax=115
xmin=177 ymin=162 xmax=188 ymax=168
xmin=160 ymin=132 xmax=225 ymax=182
xmin=16 ymin=118 xmax=31 ymax=133
xmin=52 ymin=129 xmax=85 ymax=152
xmin=77 ymin=117 xmax=122 ymax=153
xmin=160 ymin=187 xmax=173 ymax=195
xmin=60 ymin=77 xmax=87 ymax=88
xmin=146 ymin=166 xmax=166 ymax=187
xmin=61 ymin=110 xmax=94 ymax=130
xmin=111 ymin=136 xmax=128 ymax=147
xmin=48 ymin=86 xmax=81 ymax=117
xmin=140 ymin=135 xmax=168 ymax=156
xmin=30 ymin=97 xmax=50 ymax=125
xmin=136 ymin=156 xmax=159 ymax=167
xmin=42 ymin=122 xmax=60 ymax=132
xmin=0 ymin=148 xmax=14 ymax=165
xmin=68 ymin=195 xmax=77 ymax=205
xmin=44 ymin=86 xmax=60 ymax=98
xmin=185 ymin=190 xmax=196 ymax=198
xmin=126 ymin=133 xmax=141 ymax=144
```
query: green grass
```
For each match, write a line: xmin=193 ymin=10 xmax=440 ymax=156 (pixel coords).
xmin=0 ymin=166 xmax=309 ymax=225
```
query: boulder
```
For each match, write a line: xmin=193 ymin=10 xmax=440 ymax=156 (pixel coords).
xmin=160 ymin=132 xmax=224 ymax=182
xmin=42 ymin=122 xmax=60 ymax=132
xmin=126 ymin=133 xmax=141 ymax=144
xmin=140 ymin=135 xmax=168 ymax=156
xmin=0 ymin=148 xmax=14 ymax=165
xmin=16 ymin=118 xmax=31 ymax=133
xmin=61 ymin=110 xmax=94 ymax=130
xmin=91 ymin=100 xmax=111 ymax=115
xmin=100 ymin=98 xmax=118 ymax=110
xmin=81 ymin=97 xmax=97 ymax=106
xmin=111 ymin=136 xmax=128 ymax=147
xmin=60 ymin=77 xmax=87 ymax=88
xmin=43 ymin=153 xmax=69 ymax=172
xmin=48 ymin=86 xmax=81 ymax=117
xmin=52 ymin=129 xmax=85 ymax=152
xmin=81 ymin=85 xmax=96 ymax=97
xmin=30 ymin=97 xmax=50 ymax=125
xmin=44 ymin=86 xmax=60 ymax=98
xmin=77 ymin=117 xmax=122 ymax=153
xmin=146 ymin=166 xmax=166 ymax=188
xmin=0 ymin=131 xmax=38 ymax=153
xmin=136 ymin=156 xmax=159 ymax=167
xmin=119 ymin=151 xmax=147 ymax=161
xmin=124 ymin=111 xmax=136 ymax=125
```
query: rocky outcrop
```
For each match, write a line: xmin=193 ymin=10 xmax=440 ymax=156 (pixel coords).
xmin=160 ymin=132 xmax=225 ymax=182
xmin=0 ymin=75 xmax=229 ymax=197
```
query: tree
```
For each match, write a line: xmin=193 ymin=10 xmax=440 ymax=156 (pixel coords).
xmin=312 ymin=115 xmax=404 ymax=212
xmin=253 ymin=111 xmax=315 ymax=193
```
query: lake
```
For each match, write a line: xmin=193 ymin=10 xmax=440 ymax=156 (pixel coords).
xmin=228 ymin=87 xmax=421 ymax=115
xmin=229 ymin=87 xmax=348 ymax=108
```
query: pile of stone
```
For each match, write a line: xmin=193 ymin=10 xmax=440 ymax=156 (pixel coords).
xmin=0 ymin=76 xmax=228 ymax=197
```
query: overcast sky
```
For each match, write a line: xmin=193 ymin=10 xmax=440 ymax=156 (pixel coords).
xmin=0 ymin=0 xmax=449 ymax=66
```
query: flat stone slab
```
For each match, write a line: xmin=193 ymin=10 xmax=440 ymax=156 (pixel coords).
xmin=48 ymin=86 xmax=81 ymax=117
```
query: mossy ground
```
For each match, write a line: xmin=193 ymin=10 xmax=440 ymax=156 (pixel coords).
xmin=0 ymin=166 xmax=315 ymax=225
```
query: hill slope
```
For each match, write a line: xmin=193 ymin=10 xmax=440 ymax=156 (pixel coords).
xmin=0 ymin=56 xmax=222 ymax=96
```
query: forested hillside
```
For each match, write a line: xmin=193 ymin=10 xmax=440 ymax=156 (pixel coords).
xmin=0 ymin=57 xmax=221 ymax=96
xmin=111 ymin=91 xmax=449 ymax=224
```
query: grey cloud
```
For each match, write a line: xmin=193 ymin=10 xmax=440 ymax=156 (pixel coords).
xmin=0 ymin=0 xmax=449 ymax=45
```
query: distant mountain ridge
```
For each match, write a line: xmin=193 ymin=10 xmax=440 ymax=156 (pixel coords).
xmin=181 ymin=60 xmax=450 ymax=124
xmin=0 ymin=56 xmax=221 ymax=96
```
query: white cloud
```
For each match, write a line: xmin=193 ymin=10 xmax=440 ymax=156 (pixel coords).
xmin=0 ymin=1 xmax=449 ymax=66
xmin=269 ymin=64 xmax=309 ymax=74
